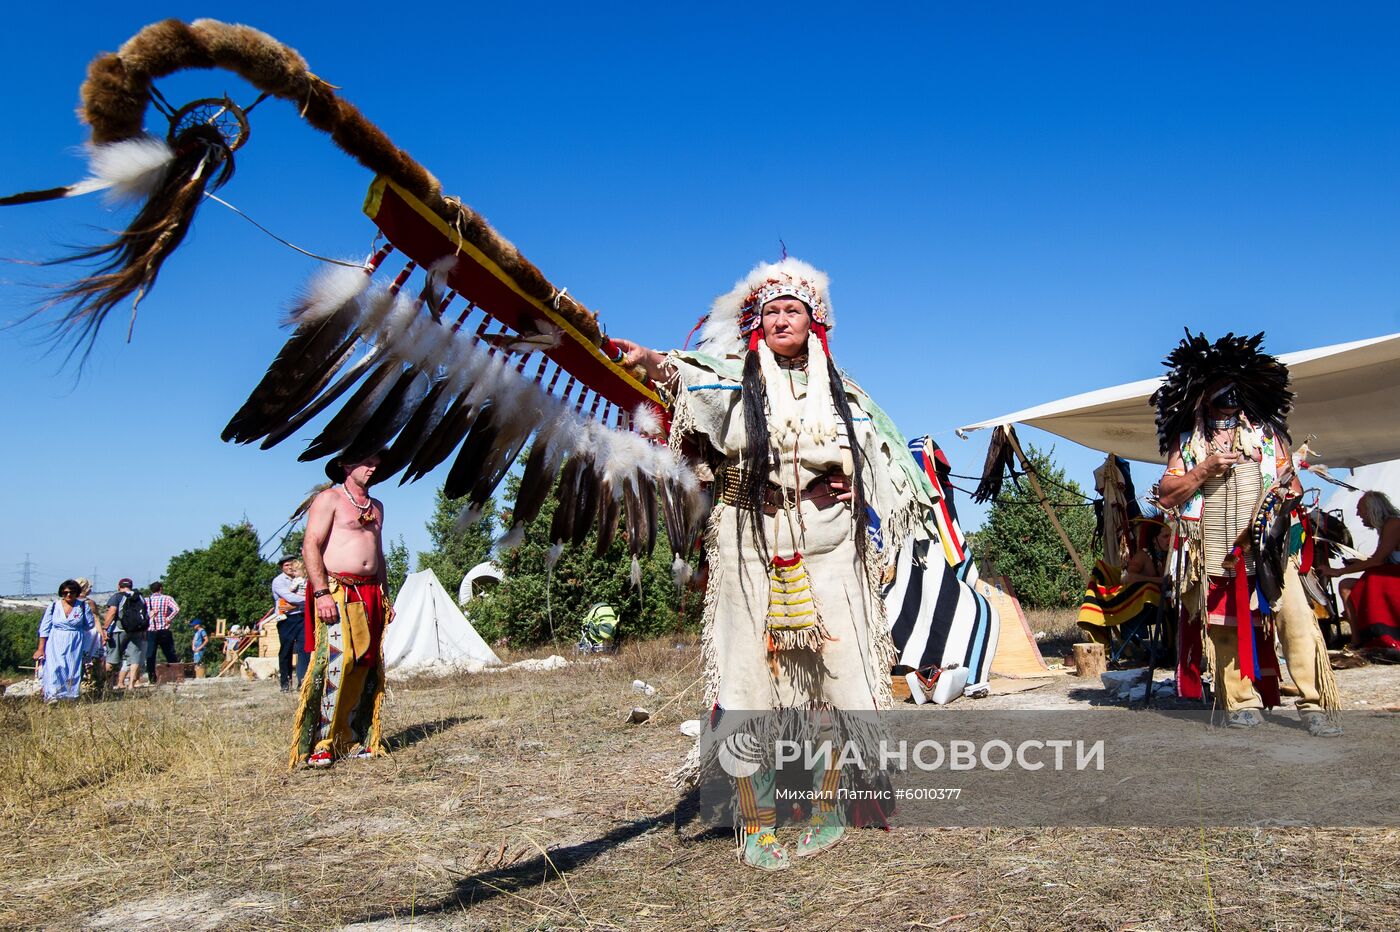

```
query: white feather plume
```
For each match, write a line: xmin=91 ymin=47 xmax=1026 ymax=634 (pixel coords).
xmin=357 ymin=284 xmax=399 ymax=339
xmin=453 ymin=504 xmax=483 ymax=533
xmin=427 ymin=254 xmax=458 ymax=287
xmin=629 ymin=556 xmax=642 ymax=589
xmin=377 ymin=290 xmax=422 ymax=351
xmin=66 ymin=136 xmax=175 ymax=203
xmin=545 ymin=542 xmax=565 ymax=571
xmin=497 ymin=524 xmax=526 ymax=550
xmin=415 ymin=318 xmax=455 ymax=372
xmin=671 ymin=556 xmax=692 ymax=589
xmin=673 ymin=458 xmax=700 ymax=494
xmin=285 ymin=264 xmax=371 ymax=326
xmin=460 ymin=351 xmax=512 ymax=413
xmin=631 ymin=402 xmax=662 ymax=438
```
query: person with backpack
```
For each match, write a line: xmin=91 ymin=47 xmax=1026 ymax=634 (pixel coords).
xmin=104 ymin=577 xmax=150 ymax=690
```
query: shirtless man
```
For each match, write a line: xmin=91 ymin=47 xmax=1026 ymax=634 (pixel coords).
xmin=289 ymin=452 xmax=395 ymax=769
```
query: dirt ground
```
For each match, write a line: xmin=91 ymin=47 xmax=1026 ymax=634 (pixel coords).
xmin=2 ymin=632 xmax=1398 ymax=932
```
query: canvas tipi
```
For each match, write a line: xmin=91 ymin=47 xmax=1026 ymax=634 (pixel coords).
xmin=384 ymin=569 xmax=502 ymax=676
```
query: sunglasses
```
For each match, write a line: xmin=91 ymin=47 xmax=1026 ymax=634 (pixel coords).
xmin=60 ymin=590 xmax=78 ymax=597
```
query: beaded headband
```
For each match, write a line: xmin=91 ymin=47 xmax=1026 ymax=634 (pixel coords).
xmin=737 ymin=279 xmax=832 ymax=335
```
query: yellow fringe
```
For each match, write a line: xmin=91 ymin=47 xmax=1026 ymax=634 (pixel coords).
xmin=365 ymin=661 xmax=388 ymax=755
xmin=1314 ymin=630 xmax=1342 ymax=719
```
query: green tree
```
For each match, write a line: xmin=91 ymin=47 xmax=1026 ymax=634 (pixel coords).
xmin=385 ymin=535 xmax=410 ymax=603
xmin=975 ymin=444 xmax=1098 ymax=608
xmin=278 ymin=527 xmax=306 ymax=562
xmin=470 ymin=453 xmax=702 ymax=647
xmin=0 ymin=609 xmax=42 ymax=673
xmin=163 ymin=521 xmax=278 ymax=660
xmin=415 ymin=487 xmax=498 ymax=594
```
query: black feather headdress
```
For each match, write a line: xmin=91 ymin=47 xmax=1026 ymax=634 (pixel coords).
xmin=1150 ymin=330 xmax=1293 ymax=453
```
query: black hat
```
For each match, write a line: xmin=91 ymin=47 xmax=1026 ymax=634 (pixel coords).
xmin=324 ymin=450 xmax=386 ymax=484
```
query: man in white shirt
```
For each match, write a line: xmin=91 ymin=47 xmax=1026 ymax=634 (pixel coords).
xmin=271 ymin=556 xmax=307 ymax=692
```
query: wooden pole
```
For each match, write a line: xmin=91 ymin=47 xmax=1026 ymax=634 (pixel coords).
xmin=1004 ymin=425 xmax=1090 ymax=585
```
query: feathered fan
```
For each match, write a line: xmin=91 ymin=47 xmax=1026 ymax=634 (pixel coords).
xmin=0 ymin=19 xmax=705 ymax=582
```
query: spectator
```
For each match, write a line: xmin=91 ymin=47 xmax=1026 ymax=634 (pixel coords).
xmin=271 ymin=555 xmax=308 ymax=692
xmin=1318 ymin=490 xmax=1400 ymax=650
xmin=33 ymin=579 xmax=97 ymax=702
xmin=104 ymin=578 xmax=149 ymax=690
xmin=75 ymin=577 xmax=107 ymax=691
xmin=226 ymin=625 xmax=244 ymax=657
xmin=144 ymin=581 xmax=181 ymax=684
xmin=190 ymin=619 xmax=208 ymax=678
xmin=290 ymin=559 xmax=313 ymax=684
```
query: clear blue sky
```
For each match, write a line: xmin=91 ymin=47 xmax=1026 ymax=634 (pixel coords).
xmin=3 ymin=3 xmax=1399 ymax=595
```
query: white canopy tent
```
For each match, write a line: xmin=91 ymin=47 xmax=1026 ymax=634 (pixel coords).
xmin=384 ymin=569 xmax=501 ymax=676
xmin=457 ymin=561 xmax=503 ymax=606
xmin=958 ymin=332 xmax=1400 ymax=468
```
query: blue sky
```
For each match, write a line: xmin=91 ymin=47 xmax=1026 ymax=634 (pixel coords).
xmin=3 ymin=4 xmax=1398 ymax=595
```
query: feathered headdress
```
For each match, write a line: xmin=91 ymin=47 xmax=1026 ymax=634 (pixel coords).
xmin=694 ymin=257 xmax=833 ymax=358
xmin=1150 ymin=330 xmax=1293 ymax=453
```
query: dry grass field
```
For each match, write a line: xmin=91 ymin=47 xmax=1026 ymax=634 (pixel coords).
xmin=2 ymin=624 xmax=1398 ymax=931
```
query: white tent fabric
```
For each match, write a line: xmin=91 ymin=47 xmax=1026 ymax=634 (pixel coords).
xmin=457 ymin=561 xmax=503 ymax=606
xmin=384 ymin=569 xmax=502 ymax=675
xmin=1322 ymin=459 xmax=1400 ymax=560
xmin=958 ymin=332 xmax=1400 ymax=467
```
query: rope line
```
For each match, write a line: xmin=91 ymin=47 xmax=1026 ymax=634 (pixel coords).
xmin=203 ymin=192 xmax=366 ymax=268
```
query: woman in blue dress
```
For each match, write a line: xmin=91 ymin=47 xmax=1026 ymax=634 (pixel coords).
xmin=33 ymin=579 xmax=97 ymax=702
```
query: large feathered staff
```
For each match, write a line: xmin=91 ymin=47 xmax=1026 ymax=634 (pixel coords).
xmin=2 ymin=18 xmax=705 ymax=571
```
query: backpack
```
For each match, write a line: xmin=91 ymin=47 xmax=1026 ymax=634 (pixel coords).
xmin=118 ymin=592 xmax=149 ymax=634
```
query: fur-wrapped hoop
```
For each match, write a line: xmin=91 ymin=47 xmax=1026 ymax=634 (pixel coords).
xmin=694 ymin=257 xmax=833 ymax=358
xmin=1150 ymin=330 xmax=1293 ymax=454
xmin=1 ymin=18 xmax=615 ymax=365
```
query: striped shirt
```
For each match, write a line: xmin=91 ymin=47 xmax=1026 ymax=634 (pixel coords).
xmin=146 ymin=592 xmax=180 ymax=631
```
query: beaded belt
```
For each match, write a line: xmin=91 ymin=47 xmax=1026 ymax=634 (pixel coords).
xmin=713 ymin=466 xmax=848 ymax=515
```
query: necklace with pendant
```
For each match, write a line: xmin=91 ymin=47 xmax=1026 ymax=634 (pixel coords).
xmin=1208 ymin=426 xmax=1237 ymax=456
xmin=343 ymin=484 xmax=376 ymax=526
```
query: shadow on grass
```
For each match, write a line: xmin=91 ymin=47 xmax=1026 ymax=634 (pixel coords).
xmin=353 ymin=789 xmax=713 ymax=921
xmin=383 ymin=714 xmax=483 ymax=752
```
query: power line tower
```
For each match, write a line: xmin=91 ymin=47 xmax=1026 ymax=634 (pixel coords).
xmin=19 ymin=553 xmax=35 ymax=597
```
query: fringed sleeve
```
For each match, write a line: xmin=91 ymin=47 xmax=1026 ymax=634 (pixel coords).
xmin=664 ymin=350 xmax=745 ymax=457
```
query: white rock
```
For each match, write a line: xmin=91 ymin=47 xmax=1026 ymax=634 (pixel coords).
xmin=3 ymin=679 xmax=41 ymax=698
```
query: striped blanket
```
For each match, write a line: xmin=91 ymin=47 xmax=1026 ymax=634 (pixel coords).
xmin=884 ymin=437 xmax=1001 ymax=698
xmin=1077 ymin=559 xmax=1162 ymax=631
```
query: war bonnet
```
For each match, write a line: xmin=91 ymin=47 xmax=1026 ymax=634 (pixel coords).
xmin=693 ymin=257 xmax=834 ymax=357
xmin=1150 ymin=330 xmax=1294 ymax=454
